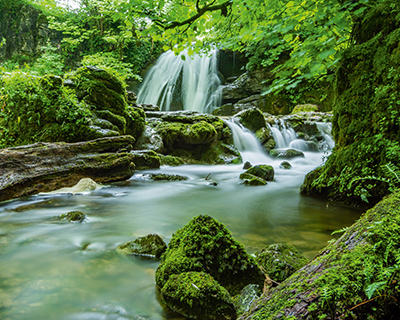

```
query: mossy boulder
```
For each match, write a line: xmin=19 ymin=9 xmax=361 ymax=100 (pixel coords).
xmin=161 ymin=271 xmax=237 ymax=320
xmin=59 ymin=211 xmax=87 ymax=223
xmin=300 ymin=2 xmax=400 ymax=206
xmin=239 ymin=173 xmax=267 ymax=186
xmin=255 ymin=243 xmax=308 ymax=283
xmin=243 ymin=164 xmax=275 ymax=181
xmin=156 ymin=215 xmax=265 ymax=296
xmin=65 ymin=66 xmax=145 ymax=141
xmin=233 ymin=107 xmax=266 ymax=133
xmin=255 ymin=127 xmax=276 ymax=151
xmin=117 ymin=234 xmax=167 ymax=258
xmin=270 ymin=148 xmax=305 ymax=159
xmin=279 ymin=161 xmax=292 ymax=169
xmin=159 ymin=155 xmax=185 ymax=166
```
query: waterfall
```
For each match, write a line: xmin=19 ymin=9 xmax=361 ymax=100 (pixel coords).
xmin=137 ymin=49 xmax=221 ymax=113
xmin=316 ymin=122 xmax=335 ymax=151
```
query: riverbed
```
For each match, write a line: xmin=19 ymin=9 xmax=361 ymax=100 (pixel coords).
xmin=0 ymin=148 xmax=362 ymax=320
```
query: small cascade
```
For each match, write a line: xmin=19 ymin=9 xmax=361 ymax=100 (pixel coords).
xmin=316 ymin=122 xmax=335 ymax=151
xmin=225 ymin=119 xmax=271 ymax=164
xmin=270 ymin=119 xmax=297 ymax=148
xmin=137 ymin=49 xmax=221 ymax=113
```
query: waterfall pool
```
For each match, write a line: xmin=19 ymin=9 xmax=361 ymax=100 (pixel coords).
xmin=0 ymin=148 xmax=362 ymax=319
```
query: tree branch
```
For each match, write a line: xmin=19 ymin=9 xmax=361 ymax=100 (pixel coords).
xmin=164 ymin=0 xmax=232 ymax=30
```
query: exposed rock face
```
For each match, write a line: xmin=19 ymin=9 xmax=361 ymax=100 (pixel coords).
xmin=0 ymin=136 xmax=136 ymax=202
xmin=0 ymin=0 xmax=55 ymax=60
xmin=240 ymin=189 xmax=400 ymax=320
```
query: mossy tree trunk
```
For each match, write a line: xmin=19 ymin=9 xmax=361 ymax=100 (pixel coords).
xmin=240 ymin=189 xmax=400 ymax=319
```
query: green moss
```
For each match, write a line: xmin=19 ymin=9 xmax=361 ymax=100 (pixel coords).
xmin=125 ymin=106 xmax=145 ymax=140
xmin=291 ymin=104 xmax=319 ymax=114
xmin=234 ymin=107 xmax=266 ymax=132
xmin=255 ymin=243 xmax=308 ymax=283
xmin=161 ymin=271 xmax=236 ymax=320
xmin=159 ymin=155 xmax=185 ymax=166
xmin=239 ymin=173 xmax=267 ymax=186
xmin=156 ymin=215 xmax=265 ymax=296
xmin=270 ymin=148 xmax=305 ymax=159
xmin=243 ymin=164 xmax=274 ymax=181
xmin=59 ymin=211 xmax=87 ymax=223
xmin=148 ymin=173 xmax=188 ymax=181
xmin=117 ymin=234 xmax=167 ymax=258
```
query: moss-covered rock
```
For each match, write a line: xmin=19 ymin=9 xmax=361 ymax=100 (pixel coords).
xmin=233 ymin=107 xmax=266 ymax=133
xmin=233 ymin=284 xmax=261 ymax=318
xmin=242 ymin=164 xmax=274 ymax=181
xmin=152 ymin=111 xmax=236 ymax=164
xmin=300 ymin=2 xmax=400 ymax=206
xmin=255 ymin=127 xmax=276 ymax=151
xmin=59 ymin=211 xmax=87 ymax=223
xmin=161 ymin=271 xmax=237 ymax=320
xmin=239 ymin=173 xmax=267 ymax=186
xmin=117 ymin=234 xmax=167 ymax=258
xmin=156 ymin=215 xmax=265 ymax=296
xmin=159 ymin=155 xmax=185 ymax=166
xmin=270 ymin=148 xmax=304 ymax=159
xmin=291 ymin=104 xmax=319 ymax=114
xmin=279 ymin=161 xmax=292 ymax=169
xmin=255 ymin=243 xmax=308 ymax=283
xmin=129 ymin=150 xmax=161 ymax=170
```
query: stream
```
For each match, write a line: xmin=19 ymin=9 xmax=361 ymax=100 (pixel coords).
xmin=0 ymin=51 xmax=362 ymax=320
xmin=0 ymin=123 xmax=362 ymax=320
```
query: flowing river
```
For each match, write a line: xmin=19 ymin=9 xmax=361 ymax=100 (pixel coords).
xmin=0 ymin=121 xmax=362 ymax=320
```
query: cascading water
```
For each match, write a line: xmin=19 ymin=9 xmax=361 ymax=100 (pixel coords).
xmin=137 ymin=49 xmax=222 ymax=113
xmin=269 ymin=119 xmax=298 ymax=149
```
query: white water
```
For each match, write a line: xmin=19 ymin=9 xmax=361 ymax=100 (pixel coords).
xmin=269 ymin=119 xmax=298 ymax=149
xmin=137 ymin=49 xmax=222 ymax=113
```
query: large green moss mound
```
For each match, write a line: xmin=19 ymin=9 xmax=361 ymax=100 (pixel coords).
xmin=156 ymin=215 xmax=265 ymax=296
xmin=300 ymin=2 xmax=400 ymax=207
xmin=0 ymin=67 xmax=145 ymax=147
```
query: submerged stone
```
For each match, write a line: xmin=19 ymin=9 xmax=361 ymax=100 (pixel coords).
xmin=255 ymin=243 xmax=308 ymax=283
xmin=147 ymin=173 xmax=188 ymax=181
xmin=161 ymin=271 xmax=236 ymax=320
xmin=117 ymin=234 xmax=167 ymax=258
xmin=156 ymin=215 xmax=264 ymax=296
xmin=279 ymin=161 xmax=292 ymax=169
xmin=59 ymin=211 xmax=87 ymax=223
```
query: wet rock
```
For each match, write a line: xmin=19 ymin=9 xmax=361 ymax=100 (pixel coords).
xmin=0 ymin=136 xmax=136 ymax=202
xmin=117 ymin=234 xmax=167 ymax=259
xmin=255 ymin=127 xmax=276 ymax=151
xmin=291 ymin=104 xmax=319 ymax=114
xmin=279 ymin=161 xmax=292 ymax=170
xmin=59 ymin=211 xmax=87 ymax=223
xmin=255 ymin=243 xmax=308 ymax=283
xmin=270 ymin=149 xmax=305 ymax=159
xmin=147 ymin=173 xmax=188 ymax=181
xmin=130 ymin=150 xmax=161 ymax=170
xmin=243 ymin=161 xmax=252 ymax=169
xmin=161 ymin=271 xmax=237 ymax=320
xmin=243 ymin=165 xmax=275 ymax=181
xmin=233 ymin=108 xmax=266 ymax=133
xmin=239 ymin=173 xmax=267 ymax=186
xmin=156 ymin=215 xmax=265 ymax=296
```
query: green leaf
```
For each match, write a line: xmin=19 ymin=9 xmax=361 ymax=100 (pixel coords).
xmin=365 ymin=281 xmax=387 ymax=299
